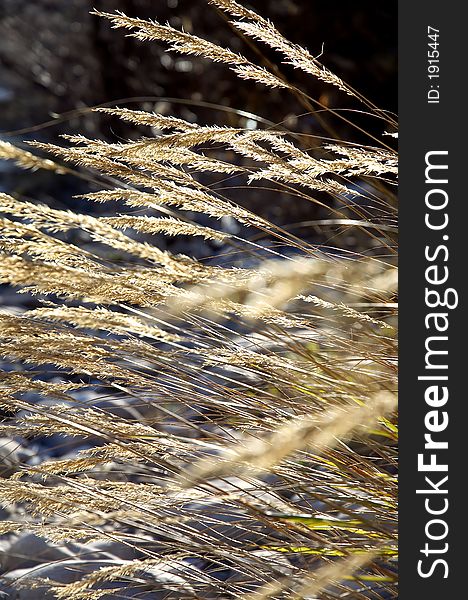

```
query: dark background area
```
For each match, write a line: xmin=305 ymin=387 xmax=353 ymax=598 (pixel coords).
xmin=0 ymin=0 xmax=397 ymax=133
xmin=0 ymin=0 xmax=397 ymax=239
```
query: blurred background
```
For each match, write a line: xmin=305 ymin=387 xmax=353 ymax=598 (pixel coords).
xmin=0 ymin=1 xmax=396 ymax=128
xmin=0 ymin=2 xmax=396 ymax=169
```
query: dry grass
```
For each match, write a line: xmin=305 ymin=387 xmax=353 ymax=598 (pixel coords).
xmin=0 ymin=1 xmax=397 ymax=598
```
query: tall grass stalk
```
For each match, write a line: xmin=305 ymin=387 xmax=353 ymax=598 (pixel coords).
xmin=0 ymin=1 xmax=397 ymax=598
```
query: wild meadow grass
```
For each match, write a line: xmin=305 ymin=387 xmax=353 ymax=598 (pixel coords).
xmin=0 ymin=1 xmax=397 ymax=597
